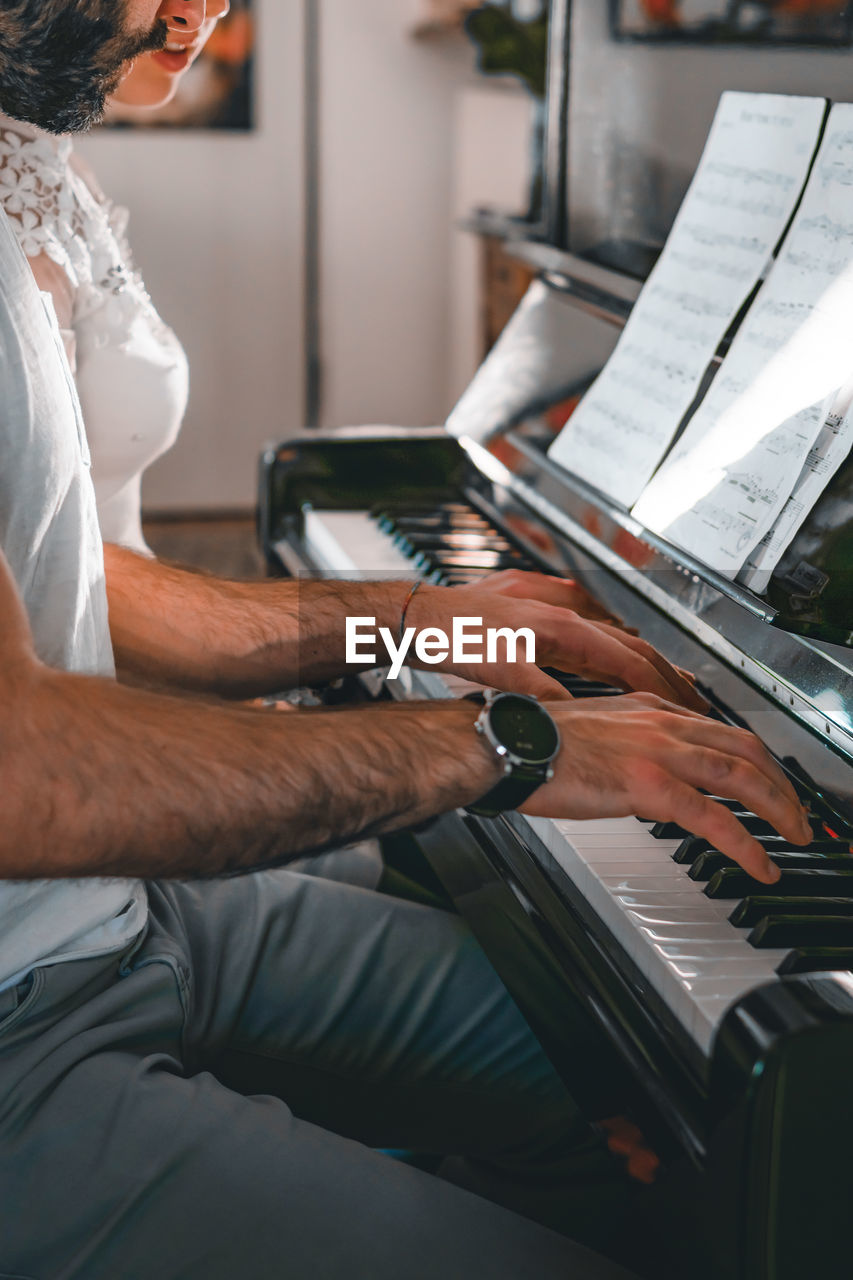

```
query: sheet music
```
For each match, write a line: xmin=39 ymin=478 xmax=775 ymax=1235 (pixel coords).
xmin=634 ymin=104 xmax=853 ymax=575
xmin=547 ymin=91 xmax=826 ymax=507
xmin=742 ymin=381 xmax=853 ymax=593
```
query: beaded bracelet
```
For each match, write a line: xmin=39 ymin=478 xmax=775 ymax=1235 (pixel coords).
xmin=399 ymin=580 xmax=423 ymax=644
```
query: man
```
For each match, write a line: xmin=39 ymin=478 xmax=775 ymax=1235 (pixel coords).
xmin=0 ymin=3 xmax=807 ymax=1277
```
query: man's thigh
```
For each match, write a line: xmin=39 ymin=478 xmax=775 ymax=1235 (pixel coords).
xmin=152 ymin=873 xmax=635 ymax=1253
xmin=0 ymin=1031 xmax=636 ymax=1280
xmin=160 ymin=872 xmax=574 ymax=1155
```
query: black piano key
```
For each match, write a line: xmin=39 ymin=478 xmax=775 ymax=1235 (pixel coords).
xmin=674 ymin=835 xmax=847 ymax=866
xmin=704 ymin=795 xmax=763 ymax=811
xmin=688 ymin=849 xmax=851 ymax=882
xmin=729 ymin=896 xmax=853 ymax=928
xmin=439 ymin=573 xmax=480 ymax=585
xmin=654 ymin=821 xmax=700 ymax=840
xmin=741 ymin=833 xmax=839 ymax=854
xmin=552 ymin=680 xmax=623 ymax=698
xmin=691 ymin=849 xmax=845 ymax=880
xmin=654 ymin=812 xmax=827 ymax=842
xmin=705 ymin=867 xmax=853 ymax=900
xmin=748 ymin=915 xmax=853 ymax=950
xmin=662 ymin=813 xmax=756 ymax=844
xmin=776 ymin=947 xmax=853 ymax=975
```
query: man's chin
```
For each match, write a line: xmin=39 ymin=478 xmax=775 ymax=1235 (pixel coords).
xmin=43 ymin=90 xmax=110 ymax=135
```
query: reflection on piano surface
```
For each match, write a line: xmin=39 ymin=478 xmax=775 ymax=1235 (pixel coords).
xmin=258 ymin=380 xmax=853 ymax=1277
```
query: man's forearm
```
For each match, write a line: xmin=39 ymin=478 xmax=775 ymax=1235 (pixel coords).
xmin=105 ymin=544 xmax=409 ymax=696
xmin=2 ymin=663 xmax=498 ymax=880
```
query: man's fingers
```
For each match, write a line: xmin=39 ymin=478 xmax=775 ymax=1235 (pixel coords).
xmin=662 ymin=719 xmax=810 ymax=843
xmin=485 ymin=570 xmax=596 ymax=610
xmin=591 ymin=624 xmax=709 ymax=712
xmin=639 ymin=771 xmax=780 ymax=883
xmin=540 ymin=614 xmax=707 ymax=712
xmin=663 ymin=742 xmax=808 ymax=847
xmin=487 ymin=664 xmax=574 ymax=702
xmin=617 ymin=692 xmax=706 ymax=721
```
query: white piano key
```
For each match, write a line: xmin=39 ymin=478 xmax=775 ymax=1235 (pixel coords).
xmin=554 ymin=834 xmax=678 ymax=849
xmin=602 ymin=876 xmax=709 ymax=894
xmin=593 ymin=860 xmax=693 ymax=879
xmin=666 ymin=956 xmax=784 ymax=980
xmin=683 ymin=974 xmax=787 ymax=1000
xmin=654 ymin=941 xmax=758 ymax=960
xmin=638 ymin=924 xmax=741 ymax=944
xmin=302 ymin=510 xmax=414 ymax=576
xmin=613 ymin=890 xmax=728 ymax=909
xmin=553 ymin=818 xmax=659 ymax=836
xmin=627 ymin=907 xmax=741 ymax=926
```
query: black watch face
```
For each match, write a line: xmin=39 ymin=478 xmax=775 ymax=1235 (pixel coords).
xmin=490 ymin=695 xmax=559 ymax=764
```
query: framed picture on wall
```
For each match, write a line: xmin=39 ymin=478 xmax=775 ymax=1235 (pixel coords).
xmin=104 ymin=0 xmax=255 ymax=130
xmin=610 ymin=1 xmax=853 ymax=46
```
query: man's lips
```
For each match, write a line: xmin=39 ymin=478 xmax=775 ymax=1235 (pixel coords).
xmin=150 ymin=43 xmax=195 ymax=74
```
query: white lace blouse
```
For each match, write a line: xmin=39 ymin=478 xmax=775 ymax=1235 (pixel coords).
xmin=0 ymin=116 xmax=189 ymax=553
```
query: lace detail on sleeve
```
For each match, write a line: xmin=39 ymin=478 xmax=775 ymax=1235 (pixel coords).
xmin=0 ymin=127 xmax=92 ymax=290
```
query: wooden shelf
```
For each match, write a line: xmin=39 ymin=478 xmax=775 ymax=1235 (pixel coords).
xmin=458 ymin=211 xmax=649 ymax=330
xmin=506 ymin=240 xmax=642 ymax=329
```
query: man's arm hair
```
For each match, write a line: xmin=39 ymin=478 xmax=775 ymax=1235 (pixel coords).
xmin=1 ymin=552 xmax=499 ymax=880
xmin=104 ymin=543 xmax=407 ymax=696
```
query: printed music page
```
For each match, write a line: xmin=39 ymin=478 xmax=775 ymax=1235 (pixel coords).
xmin=741 ymin=378 xmax=853 ymax=593
xmin=547 ymin=91 xmax=826 ymax=507
xmin=634 ymin=103 xmax=853 ymax=576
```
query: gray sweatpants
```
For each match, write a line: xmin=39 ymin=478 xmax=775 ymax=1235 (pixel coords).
xmin=0 ymin=871 xmax=640 ymax=1280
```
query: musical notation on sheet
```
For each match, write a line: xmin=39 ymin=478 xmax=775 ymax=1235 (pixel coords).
xmin=547 ymin=91 xmax=826 ymax=508
xmin=742 ymin=386 xmax=853 ymax=593
xmin=634 ymin=105 xmax=853 ymax=576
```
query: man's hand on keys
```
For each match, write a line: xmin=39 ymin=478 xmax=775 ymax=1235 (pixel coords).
xmin=410 ymin=570 xmax=706 ymax=710
xmin=522 ymin=694 xmax=812 ymax=885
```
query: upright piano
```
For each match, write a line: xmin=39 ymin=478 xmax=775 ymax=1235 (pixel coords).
xmin=258 ymin=272 xmax=853 ymax=1279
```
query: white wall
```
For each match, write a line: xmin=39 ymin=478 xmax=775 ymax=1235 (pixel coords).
xmin=569 ymin=0 xmax=853 ymax=257
xmin=77 ymin=0 xmax=305 ymax=512
xmin=447 ymin=84 xmax=532 ymax=407
xmin=317 ymin=0 xmax=481 ymax=430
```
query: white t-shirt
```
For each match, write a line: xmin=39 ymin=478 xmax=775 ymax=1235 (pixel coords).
xmin=0 ymin=208 xmax=147 ymax=992
xmin=0 ymin=115 xmax=189 ymax=554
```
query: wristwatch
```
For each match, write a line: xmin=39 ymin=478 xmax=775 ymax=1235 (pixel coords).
xmin=465 ymin=691 xmax=560 ymax=818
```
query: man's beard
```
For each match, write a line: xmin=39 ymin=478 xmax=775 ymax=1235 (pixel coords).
xmin=55 ymin=17 xmax=169 ymax=133
xmin=4 ymin=8 xmax=169 ymax=136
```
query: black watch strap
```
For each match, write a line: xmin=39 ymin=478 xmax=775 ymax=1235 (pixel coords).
xmin=465 ymin=766 xmax=549 ymax=818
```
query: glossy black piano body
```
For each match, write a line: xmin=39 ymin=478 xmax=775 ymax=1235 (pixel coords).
xmin=258 ymin=383 xmax=853 ymax=1277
